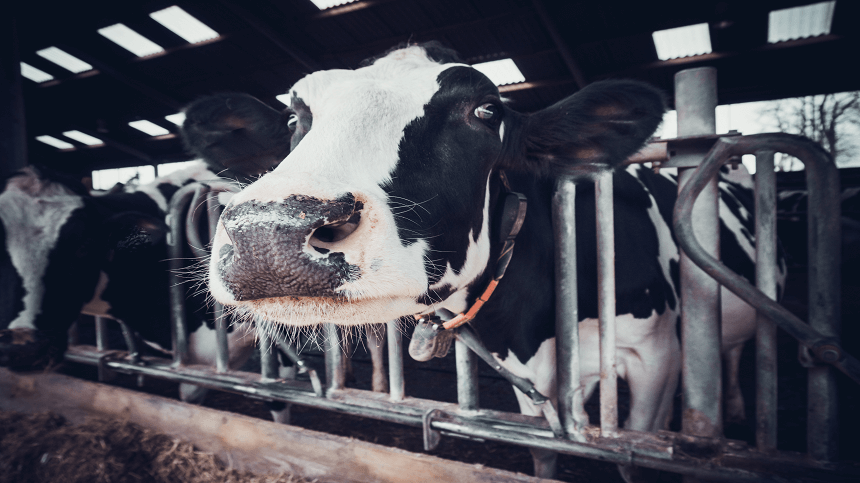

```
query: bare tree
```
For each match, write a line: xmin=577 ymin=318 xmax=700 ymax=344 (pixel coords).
xmin=758 ymin=92 xmax=860 ymax=170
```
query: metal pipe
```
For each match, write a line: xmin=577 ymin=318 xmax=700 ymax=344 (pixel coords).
xmin=754 ymin=151 xmax=778 ymax=452
xmin=553 ymin=176 xmax=586 ymax=438
xmin=595 ymin=172 xmax=618 ymax=437
xmin=386 ymin=320 xmax=404 ymax=401
xmin=325 ymin=324 xmax=345 ymax=394
xmin=259 ymin=329 xmax=279 ymax=381
xmin=67 ymin=321 xmax=79 ymax=347
xmin=167 ymin=184 xmax=199 ymax=366
xmin=95 ymin=316 xmax=109 ymax=351
xmin=118 ymin=320 xmax=141 ymax=364
xmin=805 ymin=138 xmax=842 ymax=462
xmin=207 ymin=191 xmax=230 ymax=373
xmin=455 ymin=338 xmax=478 ymax=411
xmin=675 ymin=67 xmax=723 ymax=439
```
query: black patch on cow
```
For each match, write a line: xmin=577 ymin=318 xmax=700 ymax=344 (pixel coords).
xmin=289 ymin=94 xmax=313 ymax=151
xmin=390 ymin=66 xmax=502 ymax=283
xmin=219 ymin=197 xmax=361 ymax=300
xmin=718 ymin=180 xmax=756 ymax=284
xmin=416 ymin=284 xmax=455 ymax=306
xmin=0 ymin=220 xmax=26 ymax=327
xmin=157 ymin=182 xmax=181 ymax=203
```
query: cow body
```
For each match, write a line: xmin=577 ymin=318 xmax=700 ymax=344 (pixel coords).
xmin=203 ymin=44 xmax=773 ymax=479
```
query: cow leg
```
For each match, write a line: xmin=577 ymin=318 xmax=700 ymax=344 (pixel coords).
xmin=365 ymin=325 xmax=388 ymax=393
xmin=723 ymin=344 xmax=746 ymax=424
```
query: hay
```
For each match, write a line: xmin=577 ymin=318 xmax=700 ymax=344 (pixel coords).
xmin=0 ymin=410 xmax=310 ymax=483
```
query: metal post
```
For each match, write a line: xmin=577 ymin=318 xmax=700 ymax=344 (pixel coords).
xmin=553 ymin=176 xmax=586 ymax=438
xmin=259 ymin=330 xmax=279 ymax=381
xmin=67 ymin=321 xmax=79 ymax=347
xmin=387 ymin=320 xmax=405 ymax=401
xmin=456 ymin=339 xmax=479 ymax=411
xmin=675 ymin=67 xmax=723 ymax=440
xmin=805 ymin=145 xmax=841 ymax=461
xmin=95 ymin=316 xmax=109 ymax=351
xmin=325 ymin=323 xmax=345 ymax=394
xmin=755 ymin=151 xmax=778 ymax=452
xmin=595 ymin=172 xmax=618 ymax=437
xmin=167 ymin=185 xmax=198 ymax=366
xmin=207 ymin=191 xmax=230 ymax=373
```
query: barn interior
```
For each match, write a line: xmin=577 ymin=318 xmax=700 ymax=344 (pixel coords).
xmin=3 ymin=0 xmax=859 ymax=180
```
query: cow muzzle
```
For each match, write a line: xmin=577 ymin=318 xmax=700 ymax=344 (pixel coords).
xmin=216 ymin=193 xmax=363 ymax=301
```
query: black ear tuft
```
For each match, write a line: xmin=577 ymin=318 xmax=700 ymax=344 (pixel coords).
xmin=502 ymin=80 xmax=666 ymax=178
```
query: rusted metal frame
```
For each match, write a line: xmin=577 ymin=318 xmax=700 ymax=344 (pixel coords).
xmin=672 ymin=133 xmax=858 ymax=385
xmin=167 ymin=184 xmax=202 ymax=366
xmin=754 ymin=151 xmax=778 ymax=452
xmin=387 ymin=320 xmax=405 ymax=401
xmin=595 ymin=172 xmax=619 ymax=437
xmin=675 ymin=67 xmax=723 ymax=442
xmin=553 ymin=176 xmax=587 ymax=439
xmin=325 ymin=324 xmax=346 ymax=394
xmin=63 ymin=344 xmax=858 ymax=482
xmin=455 ymin=338 xmax=478 ymax=411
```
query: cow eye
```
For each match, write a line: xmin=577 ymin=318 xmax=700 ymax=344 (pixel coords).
xmin=287 ymin=114 xmax=298 ymax=131
xmin=474 ymin=104 xmax=498 ymax=121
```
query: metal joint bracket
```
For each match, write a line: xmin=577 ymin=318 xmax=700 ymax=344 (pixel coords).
xmin=423 ymin=408 xmax=444 ymax=451
xmin=97 ymin=350 xmax=121 ymax=382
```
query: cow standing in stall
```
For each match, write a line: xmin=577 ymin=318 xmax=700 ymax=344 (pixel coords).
xmin=204 ymin=43 xmax=783 ymax=480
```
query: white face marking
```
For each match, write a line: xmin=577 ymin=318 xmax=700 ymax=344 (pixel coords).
xmin=0 ymin=168 xmax=84 ymax=329
xmin=209 ymin=48 xmax=492 ymax=326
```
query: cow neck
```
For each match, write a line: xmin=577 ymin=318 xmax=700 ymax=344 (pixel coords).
xmin=441 ymin=171 xmax=527 ymax=330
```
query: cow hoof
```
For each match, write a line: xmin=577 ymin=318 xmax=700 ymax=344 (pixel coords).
xmin=0 ymin=329 xmax=61 ymax=370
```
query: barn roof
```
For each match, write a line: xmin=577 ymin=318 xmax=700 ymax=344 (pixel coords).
xmin=15 ymin=0 xmax=860 ymax=175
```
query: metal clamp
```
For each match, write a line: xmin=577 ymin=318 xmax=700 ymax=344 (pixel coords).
xmin=423 ymin=408 xmax=445 ymax=451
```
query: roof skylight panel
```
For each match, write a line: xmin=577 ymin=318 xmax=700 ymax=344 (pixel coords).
xmin=36 ymin=47 xmax=93 ymax=74
xmin=98 ymin=23 xmax=165 ymax=57
xmin=165 ymin=113 xmax=186 ymax=125
xmin=652 ymin=23 xmax=713 ymax=60
xmin=129 ymin=120 xmax=171 ymax=136
xmin=768 ymin=1 xmax=836 ymax=43
xmin=20 ymin=62 xmax=54 ymax=83
xmin=309 ymin=0 xmax=359 ymax=10
xmin=36 ymin=135 xmax=75 ymax=150
xmin=275 ymin=94 xmax=291 ymax=106
xmin=63 ymin=130 xmax=104 ymax=146
xmin=471 ymin=59 xmax=526 ymax=86
xmin=150 ymin=6 xmax=219 ymax=44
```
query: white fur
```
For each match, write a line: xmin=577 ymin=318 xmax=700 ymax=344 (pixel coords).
xmin=127 ymin=160 xmax=220 ymax=212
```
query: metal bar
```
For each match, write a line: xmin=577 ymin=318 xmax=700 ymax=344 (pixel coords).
xmin=672 ymin=133 xmax=858 ymax=384
xmin=455 ymin=338 xmax=478 ymax=411
xmin=118 ymin=320 xmax=141 ymax=364
xmin=167 ymin=184 xmax=199 ymax=366
xmin=67 ymin=321 xmax=79 ymax=347
xmin=259 ymin=329 xmax=279 ymax=381
xmin=207 ymin=190 xmax=230 ymax=373
xmin=754 ymin=150 xmax=778 ymax=452
xmin=805 ymin=139 xmax=842 ymax=462
xmin=595 ymin=172 xmax=618 ymax=437
xmin=553 ymin=176 xmax=586 ymax=438
xmin=675 ymin=67 xmax=723 ymax=440
xmin=386 ymin=320 xmax=404 ymax=401
xmin=325 ymin=324 xmax=345 ymax=394
xmin=95 ymin=316 xmax=109 ymax=351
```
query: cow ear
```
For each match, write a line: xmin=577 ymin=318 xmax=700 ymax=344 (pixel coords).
xmin=503 ymin=80 xmax=666 ymax=177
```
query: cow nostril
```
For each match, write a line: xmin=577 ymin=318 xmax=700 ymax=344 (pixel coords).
xmin=310 ymin=212 xmax=360 ymax=247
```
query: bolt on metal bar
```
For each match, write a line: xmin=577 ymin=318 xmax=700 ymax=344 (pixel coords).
xmin=386 ymin=320 xmax=404 ymax=401
xmin=455 ymin=338 xmax=479 ymax=411
xmin=325 ymin=323 xmax=345 ymax=394
xmin=595 ymin=172 xmax=618 ymax=437
xmin=675 ymin=66 xmax=723 ymax=440
xmin=95 ymin=316 xmax=109 ymax=351
xmin=754 ymin=150 xmax=778 ymax=452
xmin=553 ymin=176 xmax=587 ymax=438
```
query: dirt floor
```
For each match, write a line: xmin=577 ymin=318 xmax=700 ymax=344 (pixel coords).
xmin=0 ymin=410 xmax=308 ymax=483
xmin=19 ymin=268 xmax=860 ymax=483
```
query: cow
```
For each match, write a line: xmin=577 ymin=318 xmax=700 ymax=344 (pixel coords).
xmin=201 ymin=42 xmax=785 ymax=480
xmin=0 ymin=93 xmax=293 ymax=406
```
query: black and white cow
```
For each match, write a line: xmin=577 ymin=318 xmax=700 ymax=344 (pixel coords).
xmin=0 ymin=93 xmax=294 ymax=402
xmin=200 ymin=43 xmax=774 ymax=478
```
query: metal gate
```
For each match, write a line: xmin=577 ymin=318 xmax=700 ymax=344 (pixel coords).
xmin=64 ymin=68 xmax=859 ymax=482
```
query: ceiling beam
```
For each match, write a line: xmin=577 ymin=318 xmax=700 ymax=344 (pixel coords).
xmin=220 ymin=0 xmax=320 ymax=72
xmin=531 ymin=0 xmax=588 ymax=89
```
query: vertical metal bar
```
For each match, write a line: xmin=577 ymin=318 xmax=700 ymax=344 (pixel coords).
xmin=167 ymin=186 xmax=196 ymax=366
xmin=553 ymin=176 xmax=585 ymax=437
xmin=387 ymin=320 xmax=405 ymax=401
xmin=595 ymin=172 xmax=618 ymax=437
xmin=675 ymin=67 xmax=723 ymax=440
xmin=455 ymin=338 xmax=479 ymax=411
xmin=259 ymin=329 xmax=279 ymax=381
xmin=325 ymin=323 xmax=345 ymax=394
xmin=67 ymin=320 xmax=79 ymax=347
xmin=207 ymin=191 xmax=230 ymax=373
xmin=805 ymin=147 xmax=842 ymax=461
xmin=95 ymin=316 xmax=109 ymax=351
xmin=755 ymin=150 xmax=778 ymax=452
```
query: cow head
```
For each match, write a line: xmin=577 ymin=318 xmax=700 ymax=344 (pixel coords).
xmin=208 ymin=43 xmax=665 ymax=327
xmin=181 ymin=93 xmax=293 ymax=182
